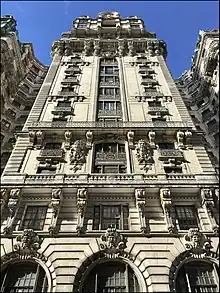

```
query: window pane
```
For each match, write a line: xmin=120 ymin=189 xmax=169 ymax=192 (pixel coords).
xmin=22 ymin=206 xmax=47 ymax=230
xmin=175 ymin=206 xmax=198 ymax=230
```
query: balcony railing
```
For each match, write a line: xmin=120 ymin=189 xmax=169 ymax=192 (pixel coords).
xmin=61 ymin=78 xmax=79 ymax=84
xmin=99 ymin=81 xmax=120 ymax=86
xmin=98 ymin=94 xmax=121 ymax=100
xmin=52 ymin=106 xmax=73 ymax=115
xmin=98 ymin=109 xmax=122 ymax=116
xmin=143 ymin=91 xmax=161 ymax=97
xmin=148 ymin=106 xmax=169 ymax=114
xmin=65 ymin=67 xmax=81 ymax=73
xmin=58 ymin=91 xmax=78 ymax=96
xmin=158 ymin=149 xmax=184 ymax=160
xmin=37 ymin=149 xmax=64 ymax=161
xmin=141 ymin=79 xmax=158 ymax=85
xmin=95 ymin=152 xmax=126 ymax=162
xmin=29 ymin=120 xmax=192 ymax=129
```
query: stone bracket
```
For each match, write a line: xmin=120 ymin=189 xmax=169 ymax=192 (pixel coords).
xmin=76 ymin=188 xmax=88 ymax=234
xmin=48 ymin=188 xmax=63 ymax=235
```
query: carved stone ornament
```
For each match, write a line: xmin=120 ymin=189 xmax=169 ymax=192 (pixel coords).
xmin=70 ymin=140 xmax=89 ymax=172
xmin=49 ymin=188 xmax=63 ymax=235
xmin=99 ymin=11 xmax=120 ymax=19
xmin=148 ymin=131 xmax=156 ymax=148
xmin=147 ymin=41 xmax=154 ymax=56
xmin=135 ymin=139 xmax=154 ymax=172
xmin=118 ymin=40 xmax=125 ymax=57
xmin=160 ymin=188 xmax=176 ymax=234
xmin=201 ymin=188 xmax=219 ymax=235
xmin=135 ymin=189 xmax=148 ymax=234
xmin=29 ymin=131 xmax=36 ymax=146
xmin=76 ymin=188 xmax=88 ymax=234
xmin=64 ymin=130 xmax=72 ymax=149
xmin=86 ymin=130 xmax=93 ymax=149
xmin=184 ymin=228 xmax=213 ymax=257
xmin=1 ymin=188 xmax=10 ymax=212
xmin=93 ymin=40 xmax=100 ymax=56
xmin=128 ymin=40 xmax=135 ymax=56
xmin=3 ymin=188 xmax=22 ymax=234
xmin=100 ymin=226 xmax=127 ymax=258
xmin=36 ymin=130 xmax=44 ymax=148
xmin=127 ymin=130 xmax=134 ymax=149
xmin=84 ymin=39 xmax=92 ymax=56
xmin=176 ymin=130 xmax=184 ymax=149
xmin=185 ymin=130 xmax=193 ymax=149
xmin=64 ymin=40 xmax=72 ymax=56
xmin=14 ymin=229 xmax=43 ymax=253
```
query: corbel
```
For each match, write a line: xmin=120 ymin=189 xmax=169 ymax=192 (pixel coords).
xmin=160 ymin=188 xmax=176 ymax=234
xmin=148 ymin=130 xmax=156 ymax=148
xmin=176 ymin=130 xmax=184 ymax=149
xmin=1 ymin=188 xmax=10 ymax=213
xmin=64 ymin=130 xmax=72 ymax=150
xmin=135 ymin=189 xmax=148 ymax=234
xmin=201 ymin=188 xmax=219 ymax=235
xmin=3 ymin=188 xmax=22 ymax=234
xmin=185 ymin=130 xmax=193 ymax=149
xmin=36 ymin=130 xmax=44 ymax=149
xmin=48 ymin=188 xmax=63 ymax=235
xmin=76 ymin=188 xmax=88 ymax=235
xmin=127 ymin=130 xmax=134 ymax=149
xmin=28 ymin=131 xmax=36 ymax=148
xmin=86 ymin=130 xmax=93 ymax=149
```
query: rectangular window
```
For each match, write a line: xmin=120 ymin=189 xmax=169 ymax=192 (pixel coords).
xmin=148 ymin=101 xmax=162 ymax=107
xmin=57 ymin=101 xmax=71 ymax=108
xmin=21 ymin=206 xmax=47 ymax=230
xmin=36 ymin=166 xmax=56 ymax=174
xmin=158 ymin=143 xmax=175 ymax=149
xmin=164 ymin=167 xmax=182 ymax=173
xmin=93 ymin=205 xmax=129 ymax=230
xmin=174 ymin=206 xmax=198 ymax=230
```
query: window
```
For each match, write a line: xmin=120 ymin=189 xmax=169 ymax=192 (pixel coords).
xmin=57 ymin=101 xmax=71 ymax=108
xmin=174 ymin=206 xmax=198 ymax=230
xmin=21 ymin=206 xmax=47 ymax=230
xmin=1 ymin=119 xmax=11 ymax=129
xmin=213 ymin=132 xmax=219 ymax=144
xmin=0 ymin=262 xmax=48 ymax=292
xmin=176 ymin=261 xmax=218 ymax=292
xmin=99 ymin=88 xmax=120 ymax=96
xmin=93 ymin=205 xmax=129 ymax=230
xmin=197 ymin=99 xmax=205 ymax=108
xmin=164 ymin=167 xmax=182 ymax=174
xmin=201 ymin=108 xmax=212 ymax=121
xmin=148 ymin=101 xmax=162 ymax=107
xmin=207 ymin=119 xmax=217 ymax=132
xmin=44 ymin=143 xmax=62 ymax=149
xmin=158 ymin=143 xmax=175 ymax=149
xmin=100 ymin=66 xmax=118 ymax=75
xmin=82 ymin=262 xmax=139 ymax=292
xmin=93 ymin=143 xmax=127 ymax=174
xmin=36 ymin=166 xmax=56 ymax=174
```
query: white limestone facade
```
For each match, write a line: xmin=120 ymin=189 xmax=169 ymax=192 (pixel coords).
xmin=1 ymin=12 xmax=219 ymax=293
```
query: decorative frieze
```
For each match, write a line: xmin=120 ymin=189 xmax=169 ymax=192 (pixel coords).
xmin=135 ymin=139 xmax=154 ymax=172
xmin=49 ymin=188 xmax=63 ymax=235
xmin=201 ymin=188 xmax=219 ymax=235
xmin=76 ymin=188 xmax=88 ymax=234
xmin=160 ymin=188 xmax=176 ymax=234
xmin=3 ymin=188 xmax=22 ymax=234
xmin=99 ymin=226 xmax=128 ymax=258
xmin=135 ymin=189 xmax=148 ymax=234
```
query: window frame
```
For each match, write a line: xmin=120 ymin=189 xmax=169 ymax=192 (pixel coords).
xmin=173 ymin=205 xmax=199 ymax=231
xmin=19 ymin=204 xmax=48 ymax=231
xmin=92 ymin=204 xmax=129 ymax=230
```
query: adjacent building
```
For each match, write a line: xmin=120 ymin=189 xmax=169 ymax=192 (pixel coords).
xmin=0 ymin=12 xmax=219 ymax=293
xmin=176 ymin=29 xmax=219 ymax=173
xmin=1 ymin=15 xmax=48 ymax=174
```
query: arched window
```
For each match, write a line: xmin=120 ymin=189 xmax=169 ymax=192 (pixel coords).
xmin=0 ymin=262 xmax=48 ymax=292
xmin=82 ymin=261 xmax=140 ymax=292
xmin=175 ymin=261 xmax=219 ymax=292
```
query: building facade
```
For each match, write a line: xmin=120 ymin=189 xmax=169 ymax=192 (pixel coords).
xmin=1 ymin=15 xmax=48 ymax=174
xmin=0 ymin=12 xmax=219 ymax=293
xmin=176 ymin=29 xmax=219 ymax=173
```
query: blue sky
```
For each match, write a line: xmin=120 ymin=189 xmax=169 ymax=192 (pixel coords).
xmin=1 ymin=1 xmax=219 ymax=78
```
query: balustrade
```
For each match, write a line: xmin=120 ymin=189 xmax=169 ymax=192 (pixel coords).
xmin=37 ymin=149 xmax=64 ymax=160
xmin=148 ymin=106 xmax=169 ymax=114
xmin=98 ymin=109 xmax=122 ymax=116
xmin=95 ymin=151 xmax=126 ymax=162
xmin=158 ymin=149 xmax=184 ymax=159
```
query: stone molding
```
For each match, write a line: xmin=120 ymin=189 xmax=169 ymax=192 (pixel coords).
xmin=48 ymin=188 xmax=63 ymax=235
xmin=135 ymin=189 xmax=148 ymax=234
xmin=160 ymin=188 xmax=176 ymax=234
